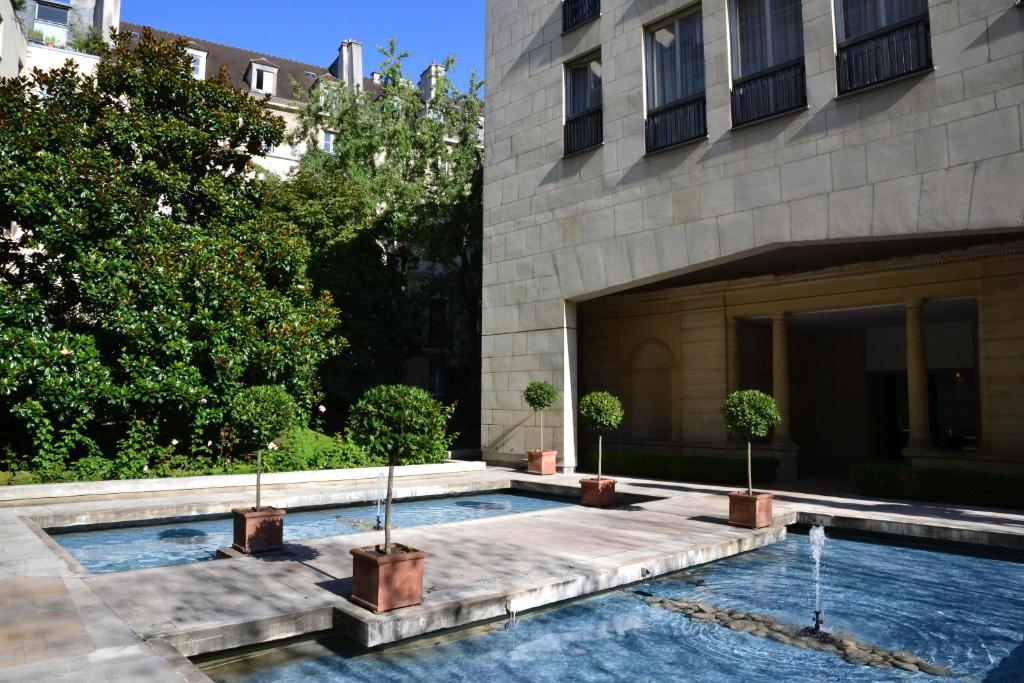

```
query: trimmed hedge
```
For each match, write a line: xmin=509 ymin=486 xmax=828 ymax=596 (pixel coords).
xmin=851 ymin=461 xmax=1024 ymax=510
xmin=577 ymin=451 xmax=778 ymax=485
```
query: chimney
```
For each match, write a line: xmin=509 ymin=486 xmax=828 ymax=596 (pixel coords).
xmin=419 ymin=62 xmax=445 ymax=104
xmin=338 ymin=40 xmax=363 ymax=91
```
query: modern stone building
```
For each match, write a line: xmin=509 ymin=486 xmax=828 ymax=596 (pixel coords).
xmin=482 ymin=0 xmax=1024 ymax=478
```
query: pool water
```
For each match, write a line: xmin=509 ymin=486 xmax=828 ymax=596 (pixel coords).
xmin=202 ymin=532 xmax=1024 ymax=682
xmin=53 ymin=492 xmax=571 ymax=574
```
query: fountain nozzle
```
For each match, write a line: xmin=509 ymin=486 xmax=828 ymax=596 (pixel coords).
xmin=812 ymin=610 xmax=823 ymax=634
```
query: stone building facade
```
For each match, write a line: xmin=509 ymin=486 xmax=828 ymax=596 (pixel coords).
xmin=482 ymin=0 xmax=1024 ymax=477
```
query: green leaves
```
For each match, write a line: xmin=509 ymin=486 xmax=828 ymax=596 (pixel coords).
xmin=0 ymin=29 xmax=341 ymax=472
xmin=522 ymin=381 xmax=558 ymax=412
xmin=229 ymin=385 xmax=299 ymax=450
xmin=721 ymin=390 xmax=781 ymax=440
xmin=346 ymin=384 xmax=456 ymax=466
xmin=578 ymin=391 xmax=625 ymax=434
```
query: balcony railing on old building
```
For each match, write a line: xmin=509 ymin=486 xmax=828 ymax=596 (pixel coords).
xmin=837 ymin=13 xmax=932 ymax=95
xmin=645 ymin=94 xmax=707 ymax=153
xmin=564 ymin=107 xmax=602 ymax=155
xmin=563 ymin=0 xmax=600 ymax=32
xmin=730 ymin=59 xmax=807 ymax=128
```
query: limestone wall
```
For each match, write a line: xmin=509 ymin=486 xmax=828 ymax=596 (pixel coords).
xmin=482 ymin=0 xmax=1024 ymax=469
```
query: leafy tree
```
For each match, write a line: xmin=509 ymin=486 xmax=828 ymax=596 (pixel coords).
xmin=522 ymin=380 xmax=558 ymax=453
xmin=274 ymin=40 xmax=483 ymax=439
xmin=721 ymin=390 xmax=781 ymax=494
xmin=578 ymin=391 xmax=624 ymax=480
xmin=0 ymin=29 xmax=341 ymax=476
xmin=347 ymin=384 xmax=455 ymax=554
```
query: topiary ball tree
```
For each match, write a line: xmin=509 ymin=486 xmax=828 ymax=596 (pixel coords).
xmin=347 ymin=385 xmax=455 ymax=555
xmin=578 ymin=391 xmax=624 ymax=481
xmin=721 ymin=389 xmax=781 ymax=495
xmin=522 ymin=380 xmax=558 ymax=453
xmin=230 ymin=385 xmax=299 ymax=510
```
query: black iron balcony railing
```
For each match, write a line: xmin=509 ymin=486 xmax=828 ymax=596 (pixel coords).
xmin=730 ymin=58 xmax=807 ymax=128
xmin=563 ymin=0 xmax=600 ymax=32
xmin=645 ymin=94 xmax=707 ymax=153
xmin=837 ymin=13 xmax=932 ymax=95
xmin=564 ymin=107 xmax=602 ymax=156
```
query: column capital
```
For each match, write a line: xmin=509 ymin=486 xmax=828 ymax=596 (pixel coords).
xmin=906 ymin=298 xmax=925 ymax=309
xmin=771 ymin=311 xmax=789 ymax=322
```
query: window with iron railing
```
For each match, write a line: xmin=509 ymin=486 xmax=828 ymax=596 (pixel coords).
xmin=564 ymin=54 xmax=602 ymax=155
xmin=563 ymin=0 xmax=600 ymax=33
xmin=645 ymin=9 xmax=707 ymax=153
xmin=728 ymin=0 xmax=807 ymax=127
xmin=835 ymin=0 xmax=932 ymax=95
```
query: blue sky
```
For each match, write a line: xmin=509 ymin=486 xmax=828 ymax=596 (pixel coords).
xmin=121 ymin=1 xmax=485 ymax=90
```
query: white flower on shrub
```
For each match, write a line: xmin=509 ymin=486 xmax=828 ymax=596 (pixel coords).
xmin=199 ymin=397 xmax=208 ymax=405
xmin=318 ymin=405 xmax=326 ymax=414
xmin=142 ymin=465 xmax=149 ymax=473
xmin=207 ymin=440 xmax=213 ymax=447
xmin=267 ymin=442 xmax=278 ymax=451
xmin=171 ymin=439 xmax=178 ymax=446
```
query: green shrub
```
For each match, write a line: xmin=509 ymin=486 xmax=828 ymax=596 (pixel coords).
xmin=578 ymin=391 xmax=625 ymax=434
xmin=265 ymin=427 xmax=379 ymax=472
xmin=346 ymin=384 xmax=455 ymax=466
xmin=721 ymin=390 xmax=781 ymax=440
xmin=71 ymin=455 xmax=112 ymax=481
xmin=851 ymin=461 xmax=1024 ymax=510
xmin=522 ymin=381 xmax=558 ymax=412
xmin=578 ymin=450 xmax=778 ymax=485
xmin=110 ymin=419 xmax=173 ymax=479
xmin=229 ymin=385 xmax=299 ymax=452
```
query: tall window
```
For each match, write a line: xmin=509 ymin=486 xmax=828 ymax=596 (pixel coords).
xmin=34 ymin=1 xmax=70 ymax=45
xmin=728 ymin=0 xmax=806 ymax=126
xmin=835 ymin=0 xmax=931 ymax=94
xmin=254 ymin=68 xmax=274 ymax=94
xmin=564 ymin=53 xmax=602 ymax=155
xmin=730 ymin=0 xmax=803 ymax=78
xmin=645 ymin=10 xmax=706 ymax=152
xmin=322 ymin=131 xmax=336 ymax=154
xmin=838 ymin=0 xmax=927 ymax=40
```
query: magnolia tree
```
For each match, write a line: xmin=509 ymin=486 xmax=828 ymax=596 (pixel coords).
xmin=0 ymin=29 xmax=340 ymax=479
xmin=522 ymin=381 xmax=558 ymax=453
xmin=347 ymin=385 xmax=455 ymax=555
xmin=578 ymin=391 xmax=624 ymax=481
xmin=721 ymin=390 xmax=781 ymax=495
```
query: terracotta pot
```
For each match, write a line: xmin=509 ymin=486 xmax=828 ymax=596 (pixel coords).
xmin=350 ymin=543 xmax=427 ymax=613
xmin=580 ymin=477 xmax=616 ymax=507
xmin=231 ymin=507 xmax=286 ymax=554
xmin=727 ymin=491 xmax=773 ymax=529
xmin=526 ymin=449 xmax=557 ymax=475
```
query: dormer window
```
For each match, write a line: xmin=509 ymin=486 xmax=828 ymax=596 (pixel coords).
xmin=247 ymin=60 xmax=279 ymax=96
xmin=186 ymin=48 xmax=206 ymax=80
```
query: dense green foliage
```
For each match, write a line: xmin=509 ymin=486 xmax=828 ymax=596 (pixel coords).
xmin=578 ymin=391 xmax=624 ymax=434
xmin=263 ymin=427 xmax=378 ymax=473
xmin=721 ymin=390 xmax=781 ymax=440
xmin=851 ymin=461 xmax=1024 ymax=510
xmin=272 ymin=41 xmax=483 ymax=442
xmin=578 ymin=451 xmax=779 ymax=485
xmin=229 ymin=385 xmax=299 ymax=451
xmin=346 ymin=384 xmax=456 ymax=466
xmin=0 ymin=29 xmax=341 ymax=478
xmin=522 ymin=381 xmax=558 ymax=412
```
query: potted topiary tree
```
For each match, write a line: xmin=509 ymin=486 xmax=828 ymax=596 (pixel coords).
xmin=721 ymin=389 xmax=781 ymax=529
xmin=346 ymin=384 xmax=455 ymax=613
xmin=523 ymin=380 xmax=558 ymax=475
xmin=229 ymin=385 xmax=298 ymax=554
xmin=578 ymin=390 xmax=624 ymax=507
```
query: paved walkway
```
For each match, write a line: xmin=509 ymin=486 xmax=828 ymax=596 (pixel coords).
xmin=1 ymin=466 xmax=1022 ymax=681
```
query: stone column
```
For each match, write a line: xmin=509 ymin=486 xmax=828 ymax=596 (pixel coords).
xmin=905 ymin=299 xmax=931 ymax=452
xmin=771 ymin=313 xmax=791 ymax=442
xmin=727 ymin=315 xmax=740 ymax=394
xmin=559 ymin=301 xmax=578 ymax=474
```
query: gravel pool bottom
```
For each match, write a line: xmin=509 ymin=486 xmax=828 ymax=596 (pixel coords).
xmin=202 ymin=532 xmax=1024 ymax=683
xmin=52 ymin=492 xmax=571 ymax=573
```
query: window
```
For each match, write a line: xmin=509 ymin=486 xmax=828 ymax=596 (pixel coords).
xmin=322 ymin=131 xmax=335 ymax=154
xmin=835 ymin=0 xmax=931 ymax=95
xmin=34 ymin=1 xmax=70 ymax=45
xmin=645 ymin=10 xmax=707 ymax=152
xmin=250 ymin=65 xmax=277 ymax=95
xmin=562 ymin=0 xmax=600 ymax=32
xmin=186 ymin=49 xmax=206 ymax=80
xmin=728 ymin=0 xmax=806 ymax=126
xmin=563 ymin=53 xmax=602 ymax=155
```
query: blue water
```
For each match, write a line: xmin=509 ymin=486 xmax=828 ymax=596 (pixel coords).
xmin=203 ymin=532 xmax=1024 ymax=682
xmin=53 ymin=493 xmax=571 ymax=574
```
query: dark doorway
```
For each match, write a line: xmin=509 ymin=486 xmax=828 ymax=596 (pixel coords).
xmin=867 ymin=371 xmax=908 ymax=459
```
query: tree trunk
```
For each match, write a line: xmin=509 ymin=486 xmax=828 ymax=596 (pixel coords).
xmin=597 ymin=434 xmax=602 ymax=481
xmin=747 ymin=440 xmax=753 ymax=496
xmin=539 ymin=409 xmax=544 ymax=452
xmin=383 ymin=460 xmax=395 ymax=555
xmin=256 ymin=449 xmax=262 ymax=511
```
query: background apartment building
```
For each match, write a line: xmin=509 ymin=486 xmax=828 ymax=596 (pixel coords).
xmin=482 ymin=0 xmax=1024 ymax=479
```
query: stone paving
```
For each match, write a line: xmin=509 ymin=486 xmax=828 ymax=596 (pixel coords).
xmin=0 ymin=466 xmax=1023 ymax=682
